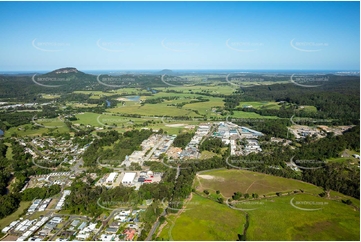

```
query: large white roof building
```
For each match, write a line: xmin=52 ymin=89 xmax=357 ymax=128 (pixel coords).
xmin=122 ymin=173 xmax=136 ymax=184
xmin=106 ymin=172 xmax=118 ymax=184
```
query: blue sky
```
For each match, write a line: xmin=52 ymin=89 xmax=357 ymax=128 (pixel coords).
xmin=0 ymin=1 xmax=359 ymax=71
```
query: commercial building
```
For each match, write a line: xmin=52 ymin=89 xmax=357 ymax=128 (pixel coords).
xmin=106 ymin=172 xmax=118 ymax=184
xmin=122 ymin=173 xmax=136 ymax=185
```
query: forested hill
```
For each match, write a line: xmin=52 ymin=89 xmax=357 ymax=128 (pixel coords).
xmin=0 ymin=72 xmax=164 ymax=102
xmin=227 ymin=76 xmax=360 ymax=124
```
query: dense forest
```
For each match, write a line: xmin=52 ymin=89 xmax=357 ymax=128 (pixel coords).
xmin=172 ymin=132 xmax=194 ymax=149
xmin=82 ymin=129 xmax=156 ymax=166
xmin=226 ymin=76 xmax=360 ymax=125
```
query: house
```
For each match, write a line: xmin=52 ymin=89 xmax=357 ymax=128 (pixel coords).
xmin=123 ymin=228 xmax=136 ymax=241
xmin=50 ymin=217 xmax=62 ymax=224
xmin=78 ymin=222 xmax=87 ymax=230
xmin=105 ymin=227 xmax=118 ymax=234
xmin=60 ymin=231 xmax=74 ymax=237
xmin=70 ymin=220 xmax=80 ymax=227
xmin=114 ymin=215 xmax=127 ymax=222
xmin=99 ymin=234 xmax=114 ymax=241
xmin=109 ymin=221 xmax=120 ymax=228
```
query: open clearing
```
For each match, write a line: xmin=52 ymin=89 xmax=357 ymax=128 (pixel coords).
xmin=230 ymin=111 xmax=279 ymax=119
xmin=236 ymin=101 xmax=281 ymax=110
xmin=158 ymin=193 xmax=245 ymax=241
xmin=246 ymin=193 xmax=359 ymax=240
xmin=196 ymin=169 xmax=323 ymax=196
xmin=160 ymin=169 xmax=360 ymax=241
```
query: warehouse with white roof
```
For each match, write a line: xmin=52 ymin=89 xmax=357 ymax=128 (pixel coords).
xmin=122 ymin=173 xmax=136 ymax=185
xmin=106 ymin=172 xmax=118 ymax=184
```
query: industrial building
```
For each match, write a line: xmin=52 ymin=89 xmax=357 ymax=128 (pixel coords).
xmin=106 ymin=172 xmax=118 ymax=184
xmin=122 ymin=173 xmax=136 ymax=185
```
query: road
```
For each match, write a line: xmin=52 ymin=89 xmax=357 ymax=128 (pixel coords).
xmin=145 ymin=210 xmax=166 ymax=241
xmin=70 ymin=157 xmax=86 ymax=173
xmin=146 ymin=148 xmax=182 ymax=240
xmin=199 ymin=123 xmax=216 ymax=146
xmin=48 ymin=214 xmax=90 ymax=241
xmin=92 ymin=209 xmax=119 ymax=240
xmin=142 ymin=136 xmax=167 ymax=163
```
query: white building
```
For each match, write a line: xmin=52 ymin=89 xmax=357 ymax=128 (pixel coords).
xmin=122 ymin=173 xmax=136 ymax=185
xmin=106 ymin=172 xmax=118 ymax=184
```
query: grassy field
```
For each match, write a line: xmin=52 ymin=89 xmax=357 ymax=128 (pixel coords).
xmin=0 ymin=201 xmax=31 ymax=230
xmin=196 ymin=169 xmax=323 ymax=197
xmin=182 ymin=98 xmax=224 ymax=116
xmin=154 ymin=85 xmax=235 ymax=95
xmin=36 ymin=118 xmax=66 ymax=128
xmin=109 ymin=103 xmax=199 ymax=117
xmin=74 ymin=112 xmax=200 ymax=135
xmin=199 ymin=150 xmax=220 ymax=160
xmin=5 ymin=143 xmax=13 ymax=160
xmin=73 ymin=88 xmax=152 ymax=98
xmin=246 ymin=193 xmax=360 ymax=240
xmin=66 ymin=102 xmax=99 ymax=108
xmin=158 ymin=193 xmax=245 ymax=241
xmin=161 ymin=169 xmax=360 ymax=241
xmin=236 ymin=101 xmax=280 ymax=110
xmin=301 ymin=105 xmax=318 ymax=113
xmin=230 ymin=111 xmax=279 ymax=119
xmin=327 ymin=149 xmax=360 ymax=164
xmin=4 ymin=124 xmax=70 ymax=138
